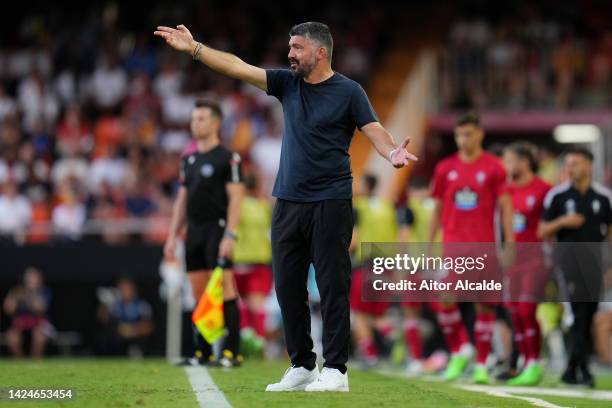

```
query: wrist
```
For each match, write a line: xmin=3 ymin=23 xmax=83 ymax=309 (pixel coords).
xmin=224 ymin=230 xmax=237 ymax=240
xmin=389 ymin=147 xmax=398 ymax=162
xmin=191 ymin=41 xmax=203 ymax=59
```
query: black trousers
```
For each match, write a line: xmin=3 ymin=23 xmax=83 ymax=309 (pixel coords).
xmin=271 ymin=199 xmax=353 ymax=372
xmin=568 ymin=301 xmax=598 ymax=371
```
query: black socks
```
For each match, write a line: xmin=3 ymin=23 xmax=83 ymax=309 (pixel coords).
xmin=222 ymin=298 xmax=240 ymax=356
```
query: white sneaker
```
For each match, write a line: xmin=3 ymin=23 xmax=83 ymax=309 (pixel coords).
xmin=305 ymin=367 xmax=349 ymax=392
xmin=265 ymin=364 xmax=319 ymax=392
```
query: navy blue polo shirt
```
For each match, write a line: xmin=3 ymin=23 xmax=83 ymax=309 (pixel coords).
xmin=266 ymin=69 xmax=378 ymax=202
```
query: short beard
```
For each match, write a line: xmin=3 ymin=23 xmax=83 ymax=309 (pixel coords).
xmin=290 ymin=58 xmax=315 ymax=78
xmin=291 ymin=65 xmax=312 ymax=78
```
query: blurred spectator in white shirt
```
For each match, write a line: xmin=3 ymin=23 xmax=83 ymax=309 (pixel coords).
xmin=52 ymin=183 xmax=86 ymax=241
xmin=0 ymin=85 xmax=17 ymax=121
xmin=50 ymin=143 xmax=89 ymax=188
xmin=88 ymin=145 xmax=128 ymax=193
xmin=53 ymin=68 xmax=77 ymax=105
xmin=89 ymin=53 xmax=128 ymax=111
xmin=0 ymin=180 xmax=32 ymax=244
xmin=250 ymin=112 xmax=282 ymax=197
xmin=17 ymin=70 xmax=59 ymax=133
xmin=153 ymin=59 xmax=184 ymax=99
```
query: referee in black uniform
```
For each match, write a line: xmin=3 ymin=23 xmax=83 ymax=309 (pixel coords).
xmin=539 ymin=147 xmax=612 ymax=387
xmin=164 ymin=100 xmax=244 ymax=367
xmin=155 ymin=21 xmax=417 ymax=392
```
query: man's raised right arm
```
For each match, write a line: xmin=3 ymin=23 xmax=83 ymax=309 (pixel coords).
xmin=154 ymin=24 xmax=267 ymax=91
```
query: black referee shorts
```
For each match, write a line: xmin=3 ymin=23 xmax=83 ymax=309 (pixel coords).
xmin=185 ymin=220 xmax=232 ymax=272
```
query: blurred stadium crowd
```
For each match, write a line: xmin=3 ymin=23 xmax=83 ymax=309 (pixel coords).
xmin=0 ymin=2 xmax=386 ymax=244
xmin=439 ymin=2 xmax=612 ymax=110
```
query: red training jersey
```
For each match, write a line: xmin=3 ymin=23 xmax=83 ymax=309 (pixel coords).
xmin=507 ymin=176 xmax=551 ymax=242
xmin=431 ymin=152 xmax=508 ymax=243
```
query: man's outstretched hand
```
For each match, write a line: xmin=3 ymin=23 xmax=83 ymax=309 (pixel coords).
xmin=154 ymin=25 xmax=196 ymax=53
xmin=390 ymin=137 xmax=419 ymax=168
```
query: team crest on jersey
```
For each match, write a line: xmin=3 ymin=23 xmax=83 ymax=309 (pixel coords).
xmin=188 ymin=155 xmax=196 ymax=165
xmin=447 ymin=170 xmax=458 ymax=181
xmin=200 ymin=163 xmax=214 ymax=177
xmin=565 ymin=199 xmax=576 ymax=214
xmin=526 ymin=195 xmax=536 ymax=209
xmin=476 ymin=171 xmax=486 ymax=184
xmin=592 ymin=199 xmax=601 ymax=214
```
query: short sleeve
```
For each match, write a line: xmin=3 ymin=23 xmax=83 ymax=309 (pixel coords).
xmin=226 ymin=152 xmax=244 ymax=184
xmin=605 ymin=194 xmax=612 ymax=225
xmin=493 ymin=163 xmax=509 ymax=197
xmin=179 ymin=157 xmax=188 ymax=186
xmin=351 ymin=84 xmax=378 ymax=130
xmin=430 ymin=163 xmax=445 ymax=199
xmin=266 ymin=69 xmax=292 ymax=100
xmin=541 ymin=190 xmax=559 ymax=221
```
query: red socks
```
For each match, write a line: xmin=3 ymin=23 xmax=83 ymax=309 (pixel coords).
xmin=250 ymin=310 xmax=267 ymax=338
xmin=436 ymin=304 xmax=470 ymax=354
xmin=404 ymin=320 xmax=423 ymax=360
xmin=519 ymin=303 xmax=541 ymax=362
xmin=474 ymin=311 xmax=495 ymax=365
xmin=238 ymin=300 xmax=267 ymax=338
xmin=359 ymin=338 xmax=378 ymax=360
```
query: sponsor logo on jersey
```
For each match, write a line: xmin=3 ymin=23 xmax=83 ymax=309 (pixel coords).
xmin=454 ymin=187 xmax=478 ymax=210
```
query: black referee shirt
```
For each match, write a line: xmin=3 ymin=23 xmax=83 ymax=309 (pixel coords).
xmin=180 ymin=144 xmax=242 ymax=225
xmin=542 ymin=182 xmax=612 ymax=242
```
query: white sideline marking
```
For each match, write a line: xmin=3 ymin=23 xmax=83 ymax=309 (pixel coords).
xmin=458 ymin=384 xmax=612 ymax=401
xmin=184 ymin=366 xmax=232 ymax=408
xmin=458 ymin=385 xmax=566 ymax=408
xmin=458 ymin=384 xmax=612 ymax=408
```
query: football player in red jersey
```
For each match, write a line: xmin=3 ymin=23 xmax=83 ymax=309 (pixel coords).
xmin=429 ymin=113 xmax=514 ymax=383
xmin=502 ymin=142 xmax=551 ymax=386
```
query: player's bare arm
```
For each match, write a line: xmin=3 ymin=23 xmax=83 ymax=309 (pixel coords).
xmin=164 ymin=186 xmax=187 ymax=261
xmin=154 ymin=25 xmax=267 ymax=91
xmin=428 ymin=198 xmax=441 ymax=242
xmin=360 ymin=122 xmax=418 ymax=168
xmin=537 ymin=213 xmax=585 ymax=239
xmin=218 ymin=182 xmax=245 ymax=260
xmin=498 ymin=194 xmax=515 ymax=243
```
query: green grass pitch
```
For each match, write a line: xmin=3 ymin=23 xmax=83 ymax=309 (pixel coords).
xmin=1 ymin=358 xmax=611 ymax=407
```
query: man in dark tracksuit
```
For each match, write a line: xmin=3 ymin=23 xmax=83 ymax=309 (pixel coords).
xmin=539 ymin=147 xmax=612 ymax=387
xmin=155 ymin=20 xmax=417 ymax=392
